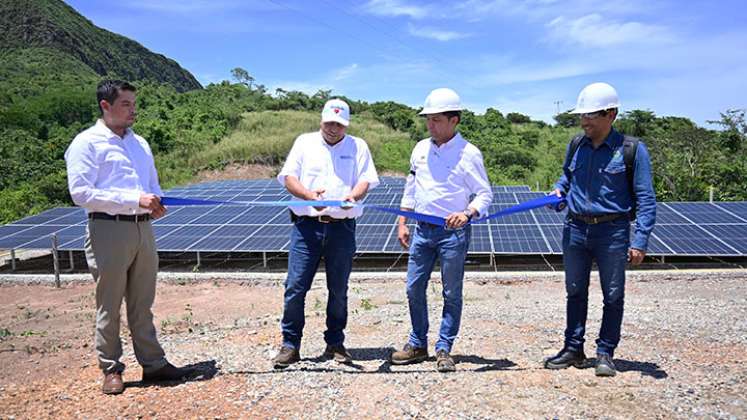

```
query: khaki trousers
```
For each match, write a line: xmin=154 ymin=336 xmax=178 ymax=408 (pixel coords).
xmin=85 ymin=218 xmax=166 ymax=374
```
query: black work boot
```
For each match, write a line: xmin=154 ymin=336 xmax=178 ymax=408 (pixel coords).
xmin=323 ymin=344 xmax=353 ymax=364
xmin=595 ymin=353 xmax=617 ymax=377
xmin=544 ymin=348 xmax=588 ymax=369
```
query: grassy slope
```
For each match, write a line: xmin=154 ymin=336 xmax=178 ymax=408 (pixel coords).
xmin=163 ymin=110 xmax=414 ymax=187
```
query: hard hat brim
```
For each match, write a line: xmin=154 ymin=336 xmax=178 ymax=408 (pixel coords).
xmin=418 ymin=106 xmax=463 ymax=115
xmin=569 ymin=103 xmax=620 ymax=114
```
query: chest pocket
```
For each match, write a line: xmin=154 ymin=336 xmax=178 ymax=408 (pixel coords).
xmin=100 ymin=149 xmax=134 ymax=174
xmin=333 ymin=155 xmax=356 ymax=184
xmin=567 ymin=152 xmax=583 ymax=173
xmin=604 ymin=161 xmax=626 ymax=175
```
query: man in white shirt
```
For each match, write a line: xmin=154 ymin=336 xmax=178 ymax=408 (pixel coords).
xmin=391 ymin=88 xmax=493 ymax=372
xmin=65 ymin=80 xmax=193 ymax=395
xmin=273 ymin=99 xmax=379 ymax=368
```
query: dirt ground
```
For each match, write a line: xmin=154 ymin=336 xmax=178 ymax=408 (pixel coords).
xmin=195 ymin=163 xmax=278 ymax=183
xmin=0 ymin=271 xmax=745 ymax=419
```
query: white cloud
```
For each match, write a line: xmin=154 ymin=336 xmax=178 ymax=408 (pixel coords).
xmin=334 ymin=64 xmax=359 ymax=81
xmin=407 ymin=24 xmax=471 ymax=41
xmin=545 ymin=13 xmax=674 ymax=47
xmin=361 ymin=0 xmax=431 ymax=20
xmin=121 ymin=0 xmax=278 ymax=14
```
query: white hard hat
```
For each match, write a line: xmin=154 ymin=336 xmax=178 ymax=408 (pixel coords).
xmin=570 ymin=82 xmax=620 ymax=114
xmin=321 ymin=98 xmax=350 ymax=126
xmin=419 ymin=88 xmax=462 ymax=115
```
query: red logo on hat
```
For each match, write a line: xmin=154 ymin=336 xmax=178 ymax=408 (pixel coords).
xmin=334 ymin=109 xmax=340 ymax=114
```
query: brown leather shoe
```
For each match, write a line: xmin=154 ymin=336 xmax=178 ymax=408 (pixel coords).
xmin=323 ymin=344 xmax=353 ymax=364
xmin=142 ymin=362 xmax=193 ymax=383
xmin=436 ymin=350 xmax=456 ymax=372
xmin=273 ymin=345 xmax=300 ymax=369
xmin=102 ymin=372 xmax=124 ymax=395
xmin=391 ymin=343 xmax=428 ymax=365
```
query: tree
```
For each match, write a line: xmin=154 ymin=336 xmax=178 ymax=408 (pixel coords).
xmin=708 ymin=109 xmax=746 ymax=152
xmin=554 ymin=111 xmax=579 ymax=128
xmin=230 ymin=67 xmax=254 ymax=89
xmin=617 ymin=109 xmax=656 ymax=137
xmin=506 ymin=112 xmax=531 ymax=124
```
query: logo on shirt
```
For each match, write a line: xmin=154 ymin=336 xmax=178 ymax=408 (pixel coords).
xmin=339 ymin=155 xmax=354 ymax=160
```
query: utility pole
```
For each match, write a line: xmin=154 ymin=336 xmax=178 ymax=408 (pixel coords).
xmin=554 ymin=100 xmax=563 ymax=115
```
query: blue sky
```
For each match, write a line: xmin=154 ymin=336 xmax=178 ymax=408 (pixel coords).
xmin=66 ymin=0 xmax=746 ymax=125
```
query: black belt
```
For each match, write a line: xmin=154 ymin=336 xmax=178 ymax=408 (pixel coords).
xmin=569 ymin=212 xmax=628 ymax=224
xmin=88 ymin=213 xmax=151 ymax=222
xmin=290 ymin=212 xmax=349 ymax=224
xmin=417 ymin=220 xmax=443 ymax=228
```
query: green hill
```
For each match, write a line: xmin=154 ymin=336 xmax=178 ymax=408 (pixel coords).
xmin=184 ymin=110 xmax=413 ymax=177
xmin=0 ymin=0 xmax=201 ymax=93
xmin=0 ymin=0 xmax=745 ymax=226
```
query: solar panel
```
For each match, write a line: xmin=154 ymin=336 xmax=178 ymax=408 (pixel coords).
xmin=486 ymin=204 xmax=536 ymax=225
xmin=468 ymin=225 xmax=492 ymax=253
xmin=651 ymin=224 xmax=738 ymax=255
xmin=356 ymin=225 xmax=393 ymax=252
xmin=237 ymin=225 xmax=291 ymax=251
xmin=490 ymin=225 xmax=551 ymax=254
xmin=664 ymin=202 xmax=745 ymax=224
xmin=532 ymin=207 xmax=567 ymax=224
xmin=492 ymin=193 xmax=519 ymax=204
xmin=539 ymin=225 xmax=563 ymax=253
xmin=1 ymin=178 xmax=746 ymax=258
xmin=699 ymin=224 xmax=747 ymax=254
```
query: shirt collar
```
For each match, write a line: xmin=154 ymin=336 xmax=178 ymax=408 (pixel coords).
xmin=582 ymin=127 xmax=622 ymax=149
xmin=95 ymin=119 xmax=133 ymax=140
xmin=319 ymin=131 xmax=348 ymax=148
xmin=431 ymin=132 xmax=464 ymax=150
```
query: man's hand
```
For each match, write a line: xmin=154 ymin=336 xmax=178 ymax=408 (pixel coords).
xmin=139 ymin=193 xmax=166 ymax=219
xmin=445 ymin=211 xmax=469 ymax=229
xmin=398 ymin=224 xmax=410 ymax=249
xmin=547 ymin=188 xmax=565 ymax=211
xmin=306 ymin=188 xmax=326 ymax=211
xmin=341 ymin=194 xmax=357 ymax=209
xmin=628 ymin=248 xmax=645 ymax=265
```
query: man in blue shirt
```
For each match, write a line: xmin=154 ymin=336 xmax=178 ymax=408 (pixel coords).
xmin=545 ymin=82 xmax=656 ymax=377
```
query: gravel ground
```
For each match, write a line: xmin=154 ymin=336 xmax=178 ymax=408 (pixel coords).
xmin=0 ymin=270 xmax=745 ymax=419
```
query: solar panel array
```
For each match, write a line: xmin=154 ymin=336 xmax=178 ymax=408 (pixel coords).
xmin=1 ymin=177 xmax=746 ymax=256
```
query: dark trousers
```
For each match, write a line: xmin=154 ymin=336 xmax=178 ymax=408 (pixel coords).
xmin=562 ymin=218 xmax=630 ymax=357
xmin=280 ymin=218 xmax=356 ymax=349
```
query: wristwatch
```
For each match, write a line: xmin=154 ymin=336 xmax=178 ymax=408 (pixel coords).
xmin=463 ymin=209 xmax=474 ymax=221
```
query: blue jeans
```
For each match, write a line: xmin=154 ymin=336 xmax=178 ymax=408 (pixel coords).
xmin=281 ymin=217 xmax=356 ymax=349
xmin=406 ymin=223 xmax=471 ymax=353
xmin=562 ymin=217 xmax=630 ymax=357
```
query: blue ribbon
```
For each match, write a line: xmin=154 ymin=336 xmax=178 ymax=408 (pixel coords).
xmin=161 ymin=196 xmax=356 ymax=208
xmin=367 ymin=205 xmax=448 ymax=226
xmin=475 ymin=194 xmax=564 ymax=223
xmin=160 ymin=194 xmax=565 ymax=225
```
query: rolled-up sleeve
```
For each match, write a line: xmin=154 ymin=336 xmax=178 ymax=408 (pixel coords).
xmin=65 ymin=137 xmax=140 ymax=214
xmin=465 ymin=149 xmax=493 ymax=217
xmin=400 ymin=150 xmax=417 ymax=209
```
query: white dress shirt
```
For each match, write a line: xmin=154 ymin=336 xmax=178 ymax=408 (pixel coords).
xmin=278 ymin=131 xmax=380 ymax=218
xmin=65 ymin=119 xmax=163 ymax=215
xmin=401 ymin=132 xmax=492 ymax=218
